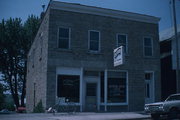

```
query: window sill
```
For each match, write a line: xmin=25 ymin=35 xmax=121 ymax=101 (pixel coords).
xmin=87 ymin=50 xmax=103 ymax=55
xmin=143 ymin=56 xmax=154 ymax=59
xmin=56 ymin=48 xmax=72 ymax=52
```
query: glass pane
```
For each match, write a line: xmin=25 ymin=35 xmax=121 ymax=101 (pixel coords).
xmin=167 ymin=95 xmax=180 ymax=101
xmin=59 ymin=38 xmax=69 ymax=49
xmin=117 ymin=35 xmax=127 ymax=53
xmin=57 ymin=75 xmax=80 ymax=102
xmin=118 ymin=35 xmax=126 ymax=45
xmin=59 ymin=28 xmax=69 ymax=38
xmin=107 ymin=71 xmax=127 ymax=103
xmin=90 ymin=41 xmax=99 ymax=51
xmin=144 ymin=38 xmax=152 ymax=46
xmin=145 ymin=73 xmax=152 ymax=80
xmin=90 ymin=31 xmax=99 ymax=40
xmin=146 ymin=83 xmax=150 ymax=98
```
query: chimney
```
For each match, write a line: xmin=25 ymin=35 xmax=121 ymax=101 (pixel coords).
xmin=40 ymin=4 xmax=46 ymax=20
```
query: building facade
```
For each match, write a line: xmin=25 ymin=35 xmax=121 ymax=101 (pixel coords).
xmin=26 ymin=1 xmax=161 ymax=112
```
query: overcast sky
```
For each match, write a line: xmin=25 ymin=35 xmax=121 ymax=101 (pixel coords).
xmin=0 ymin=0 xmax=180 ymax=32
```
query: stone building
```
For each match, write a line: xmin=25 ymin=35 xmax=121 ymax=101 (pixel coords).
xmin=26 ymin=1 xmax=161 ymax=112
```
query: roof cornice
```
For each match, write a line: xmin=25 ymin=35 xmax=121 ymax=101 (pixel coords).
xmin=50 ymin=1 xmax=160 ymax=24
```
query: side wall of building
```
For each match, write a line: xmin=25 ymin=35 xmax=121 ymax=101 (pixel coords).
xmin=26 ymin=9 xmax=50 ymax=112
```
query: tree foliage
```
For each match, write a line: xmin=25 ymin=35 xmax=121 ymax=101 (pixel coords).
xmin=33 ymin=100 xmax=45 ymax=113
xmin=0 ymin=83 xmax=5 ymax=110
xmin=0 ymin=15 xmax=40 ymax=108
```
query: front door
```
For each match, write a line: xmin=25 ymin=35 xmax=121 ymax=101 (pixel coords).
xmin=85 ymin=83 xmax=97 ymax=111
xmin=145 ymin=72 xmax=154 ymax=104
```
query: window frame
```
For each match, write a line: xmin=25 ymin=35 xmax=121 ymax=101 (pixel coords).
xmin=57 ymin=27 xmax=71 ymax=49
xmin=143 ymin=37 xmax=153 ymax=57
xmin=116 ymin=33 xmax=128 ymax=54
xmin=88 ymin=30 xmax=101 ymax=52
xmin=145 ymin=71 xmax=155 ymax=101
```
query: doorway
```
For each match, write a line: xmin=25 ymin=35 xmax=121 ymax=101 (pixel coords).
xmin=145 ymin=72 xmax=154 ymax=104
xmin=85 ymin=83 xmax=97 ymax=111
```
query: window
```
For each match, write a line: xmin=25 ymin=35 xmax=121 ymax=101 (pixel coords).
xmin=166 ymin=95 xmax=180 ymax=101
xmin=107 ymin=71 xmax=127 ymax=103
xmin=89 ymin=30 xmax=100 ymax=51
xmin=57 ymin=75 xmax=80 ymax=102
xmin=145 ymin=73 xmax=152 ymax=80
xmin=144 ymin=37 xmax=153 ymax=56
xmin=58 ymin=27 xmax=70 ymax=49
xmin=117 ymin=34 xmax=128 ymax=53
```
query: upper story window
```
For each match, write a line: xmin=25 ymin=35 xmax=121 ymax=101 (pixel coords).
xmin=88 ymin=30 xmax=100 ymax=52
xmin=117 ymin=34 xmax=128 ymax=53
xmin=58 ymin=27 xmax=70 ymax=49
xmin=144 ymin=37 xmax=153 ymax=56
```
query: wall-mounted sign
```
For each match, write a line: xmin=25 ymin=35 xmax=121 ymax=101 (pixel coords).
xmin=114 ymin=46 xmax=124 ymax=67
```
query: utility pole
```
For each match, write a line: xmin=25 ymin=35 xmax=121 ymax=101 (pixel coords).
xmin=172 ymin=0 xmax=180 ymax=93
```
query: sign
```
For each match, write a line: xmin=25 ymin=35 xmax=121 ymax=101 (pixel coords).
xmin=114 ymin=46 xmax=124 ymax=67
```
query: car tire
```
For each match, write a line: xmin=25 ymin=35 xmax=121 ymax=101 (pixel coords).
xmin=168 ymin=108 xmax=178 ymax=119
xmin=151 ymin=113 xmax=160 ymax=120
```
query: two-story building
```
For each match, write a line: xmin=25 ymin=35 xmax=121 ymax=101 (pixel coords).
xmin=26 ymin=1 xmax=161 ymax=112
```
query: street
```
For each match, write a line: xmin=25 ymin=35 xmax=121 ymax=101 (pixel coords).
xmin=0 ymin=112 xmax=151 ymax=120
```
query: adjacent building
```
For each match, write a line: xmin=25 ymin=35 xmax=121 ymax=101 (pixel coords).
xmin=160 ymin=25 xmax=180 ymax=100
xmin=26 ymin=1 xmax=161 ymax=112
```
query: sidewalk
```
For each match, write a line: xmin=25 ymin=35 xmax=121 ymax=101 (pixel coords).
xmin=0 ymin=112 xmax=151 ymax=120
xmin=51 ymin=112 xmax=151 ymax=120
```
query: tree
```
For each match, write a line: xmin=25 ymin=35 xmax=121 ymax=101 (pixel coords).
xmin=20 ymin=15 xmax=40 ymax=107
xmin=0 ymin=15 xmax=40 ymax=108
xmin=0 ymin=83 xmax=5 ymax=110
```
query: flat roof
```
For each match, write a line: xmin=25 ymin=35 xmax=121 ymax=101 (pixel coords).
xmin=50 ymin=0 xmax=160 ymax=24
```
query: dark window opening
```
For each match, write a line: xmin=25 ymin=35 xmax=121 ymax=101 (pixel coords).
xmin=89 ymin=31 xmax=100 ymax=51
xmin=117 ymin=34 xmax=127 ymax=53
xmin=57 ymin=75 xmax=80 ymax=102
xmin=144 ymin=37 xmax=153 ymax=56
xmin=107 ymin=71 xmax=127 ymax=103
xmin=58 ymin=28 xmax=70 ymax=49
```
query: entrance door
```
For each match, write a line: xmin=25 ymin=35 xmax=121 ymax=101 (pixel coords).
xmin=85 ymin=83 xmax=97 ymax=111
xmin=145 ymin=72 xmax=154 ymax=104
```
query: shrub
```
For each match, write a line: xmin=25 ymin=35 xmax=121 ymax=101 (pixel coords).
xmin=33 ymin=100 xmax=45 ymax=113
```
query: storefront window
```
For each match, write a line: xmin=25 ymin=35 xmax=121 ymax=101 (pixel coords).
xmin=57 ymin=75 xmax=80 ymax=102
xmin=107 ymin=71 xmax=127 ymax=103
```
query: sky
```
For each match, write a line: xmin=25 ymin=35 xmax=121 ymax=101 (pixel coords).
xmin=0 ymin=0 xmax=180 ymax=32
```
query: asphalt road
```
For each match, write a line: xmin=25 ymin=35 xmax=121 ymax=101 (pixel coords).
xmin=0 ymin=112 xmax=151 ymax=120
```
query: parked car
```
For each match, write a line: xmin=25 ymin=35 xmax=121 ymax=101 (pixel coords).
xmin=16 ymin=107 xmax=26 ymax=113
xmin=144 ymin=93 xmax=180 ymax=119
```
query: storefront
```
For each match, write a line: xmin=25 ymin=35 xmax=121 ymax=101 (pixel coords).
xmin=56 ymin=67 xmax=128 ymax=112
